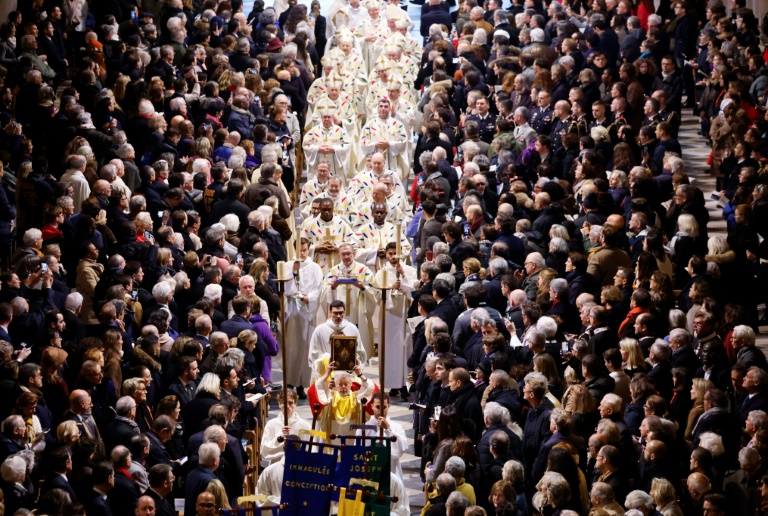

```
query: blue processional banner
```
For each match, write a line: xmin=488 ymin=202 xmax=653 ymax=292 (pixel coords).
xmin=280 ymin=442 xmax=338 ymax=516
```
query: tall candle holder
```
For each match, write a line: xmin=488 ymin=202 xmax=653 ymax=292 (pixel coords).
xmin=275 ymin=261 xmax=291 ymax=426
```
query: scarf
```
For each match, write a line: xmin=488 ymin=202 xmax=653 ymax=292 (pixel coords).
xmin=332 ymin=393 xmax=358 ymax=423
xmin=618 ymin=307 xmax=648 ymax=336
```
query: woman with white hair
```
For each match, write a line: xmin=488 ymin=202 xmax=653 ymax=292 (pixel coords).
xmin=704 ymin=235 xmax=736 ymax=287
xmin=1 ymin=454 xmax=33 ymax=514
xmin=669 ymin=213 xmax=702 ymax=287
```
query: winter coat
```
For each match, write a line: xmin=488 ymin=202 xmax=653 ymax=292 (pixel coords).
xmin=75 ymin=259 xmax=104 ymax=324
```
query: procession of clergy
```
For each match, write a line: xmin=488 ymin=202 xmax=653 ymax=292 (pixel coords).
xmin=254 ymin=1 xmax=421 ymax=510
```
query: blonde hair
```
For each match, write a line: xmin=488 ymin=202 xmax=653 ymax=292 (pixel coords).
xmin=676 ymin=214 xmax=699 ymax=238
xmin=462 ymin=258 xmax=486 ymax=279
xmin=564 ymin=383 xmax=595 ymax=414
xmin=206 ymin=479 xmax=231 ymax=509
xmin=692 ymin=378 xmax=714 ymax=405
xmin=122 ymin=377 xmax=146 ymax=397
xmin=57 ymin=420 xmax=79 ymax=443
xmin=157 ymin=247 xmax=173 ymax=266
xmin=248 ymin=258 xmax=270 ymax=286
xmin=651 ymin=477 xmax=677 ymax=506
xmin=620 ymin=338 xmax=645 ymax=371
xmin=83 ymin=348 xmax=104 ymax=366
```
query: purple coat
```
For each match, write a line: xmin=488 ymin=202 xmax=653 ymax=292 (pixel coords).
xmin=250 ymin=313 xmax=279 ymax=383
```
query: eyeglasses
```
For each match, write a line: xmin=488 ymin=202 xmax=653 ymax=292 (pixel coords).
xmin=197 ymin=503 xmax=215 ymax=508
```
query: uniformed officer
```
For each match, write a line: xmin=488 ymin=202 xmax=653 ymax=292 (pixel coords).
xmin=530 ymin=90 xmax=554 ymax=136
xmin=549 ymin=100 xmax=577 ymax=155
xmin=642 ymin=98 xmax=662 ymax=131
xmin=589 ymin=100 xmax=610 ymax=132
xmin=464 ymin=95 xmax=498 ymax=144
xmin=572 ymin=99 xmax=590 ymax=138
xmin=609 ymin=97 xmax=629 ymax=143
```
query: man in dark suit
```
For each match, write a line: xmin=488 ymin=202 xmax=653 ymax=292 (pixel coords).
xmin=691 ymin=388 xmax=742 ymax=458
xmin=0 ymin=303 xmax=12 ymax=346
xmin=739 ymin=367 xmax=768 ymax=424
xmin=220 ymin=295 xmax=254 ymax=338
xmin=647 ymin=342 xmax=674 ymax=403
xmin=144 ymin=464 xmax=175 ymax=516
xmin=106 ymin=397 xmax=141 ymax=452
xmin=415 ymin=200 xmax=444 ymax=268
xmin=430 ymin=279 xmax=460 ymax=333
xmin=143 ymin=280 xmax=179 ymax=332
xmin=86 ymin=462 xmax=116 ymax=516
xmin=109 ymin=446 xmax=140 ymax=516
xmin=40 ymin=446 xmax=77 ymax=501
xmin=669 ymin=328 xmax=701 ymax=375
xmin=420 ymin=0 xmax=452 ymax=38
xmin=185 ymin=443 xmax=220 ymax=516
xmin=167 ymin=356 xmax=199 ymax=409
xmin=146 ymin=416 xmax=178 ymax=474
xmin=531 ymin=408 xmax=587 ymax=482
xmin=38 ymin=20 xmax=67 ymax=79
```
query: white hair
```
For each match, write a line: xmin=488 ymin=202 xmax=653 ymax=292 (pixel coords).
xmin=199 ymin=442 xmax=221 ymax=468
xmin=536 ymin=316 xmax=558 ymax=338
xmin=196 ymin=372 xmax=221 ymax=397
xmin=192 ymin=158 xmax=210 ymax=174
xmin=152 ymin=281 xmax=173 ymax=302
xmin=65 ymin=292 xmax=84 ymax=311
xmin=23 ymin=229 xmax=42 ymax=246
xmin=484 ymin=401 xmax=511 ymax=425
xmin=219 ymin=214 xmax=240 ymax=233
xmin=1 ymin=456 xmax=26 ymax=483
xmin=698 ymin=432 xmax=725 ymax=457
xmin=625 ymin=490 xmax=654 ymax=510
xmin=204 ymin=284 xmax=223 ymax=300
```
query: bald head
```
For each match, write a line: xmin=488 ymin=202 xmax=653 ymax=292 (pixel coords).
xmin=136 ymin=495 xmax=156 ymax=515
xmin=687 ymin=472 xmax=711 ymax=500
xmin=606 ymin=214 xmax=625 ymax=229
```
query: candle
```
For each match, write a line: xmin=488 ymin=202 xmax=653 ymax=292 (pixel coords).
xmin=295 ymin=230 xmax=302 ymax=259
xmin=277 ymin=261 xmax=288 ymax=280
xmin=395 ymin=223 xmax=402 ymax=256
xmin=382 ymin=269 xmax=389 ymax=288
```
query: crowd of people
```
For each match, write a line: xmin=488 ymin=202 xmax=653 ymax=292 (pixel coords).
xmin=0 ymin=0 xmax=765 ymax=514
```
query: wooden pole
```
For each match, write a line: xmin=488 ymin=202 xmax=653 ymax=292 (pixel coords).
xmin=277 ymin=277 xmax=289 ymax=427
xmin=378 ymin=285 xmax=387 ymax=439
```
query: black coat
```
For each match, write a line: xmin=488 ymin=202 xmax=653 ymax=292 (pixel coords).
xmin=647 ymin=361 xmax=674 ymax=402
xmin=477 ymin=423 xmax=523 ymax=468
xmin=585 ymin=374 xmax=616 ymax=405
xmin=484 ymin=276 xmax=508 ymax=314
xmin=691 ymin=408 xmax=742 ymax=458
xmin=522 ymin=397 xmax=554 ymax=468
xmin=85 ymin=492 xmax=114 ymax=516
xmin=183 ymin=391 xmax=220 ymax=436
xmin=40 ymin=473 xmax=77 ymax=501
xmin=532 ymin=432 xmax=587 ymax=482
xmin=109 ymin=474 xmax=139 ymax=516
xmin=449 ymin=382 xmax=484 ymax=441
xmin=143 ymin=488 xmax=175 ymax=516
xmin=670 ymin=345 xmax=701 ymax=376
xmin=105 ymin=417 xmax=140 ymax=453
xmin=184 ymin=465 xmax=217 ymax=516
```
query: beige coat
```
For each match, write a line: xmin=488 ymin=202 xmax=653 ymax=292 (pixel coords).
xmin=75 ymin=259 xmax=104 ymax=324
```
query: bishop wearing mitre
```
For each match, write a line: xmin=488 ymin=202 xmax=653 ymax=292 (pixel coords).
xmin=360 ymin=97 xmax=408 ymax=182
xmin=302 ymin=97 xmax=351 ymax=182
